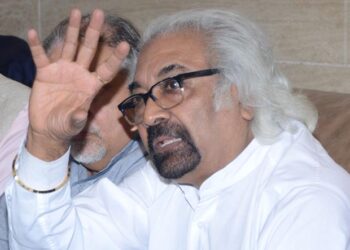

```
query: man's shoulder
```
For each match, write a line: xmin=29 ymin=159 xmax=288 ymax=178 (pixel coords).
xmin=76 ymin=162 xmax=168 ymax=209
xmin=266 ymin=165 xmax=350 ymax=206
xmin=258 ymin=182 xmax=350 ymax=249
xmin=258 ymin=136 xmax=350 ymax=245
xmin=261 ymin=123 xmax=350 ymax=209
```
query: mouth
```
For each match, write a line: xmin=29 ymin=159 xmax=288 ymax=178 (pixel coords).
xmin=153 ymin=136 xmax=183 ymax=152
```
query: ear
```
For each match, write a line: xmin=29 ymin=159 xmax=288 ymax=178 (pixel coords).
xmin=240 ymin=105 xmax=254 ymax=121
xmin=230 ymin=84 xmax=254 ymax=121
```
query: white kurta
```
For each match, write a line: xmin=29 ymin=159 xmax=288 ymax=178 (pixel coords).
xmin=6 ymin=122 xmax=350 ymax=249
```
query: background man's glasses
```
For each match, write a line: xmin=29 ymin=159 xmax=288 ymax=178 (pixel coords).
xmin=118 ymin=68 xmax=220 ymax=125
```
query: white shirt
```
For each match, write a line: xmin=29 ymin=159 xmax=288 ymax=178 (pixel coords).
xmin=0 ymin=106 xmax=28 ymax=195
xmin=6 ymin=123 xmax=350 ymax=249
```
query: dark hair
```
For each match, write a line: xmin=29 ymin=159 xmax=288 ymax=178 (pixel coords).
xmin=43 ymin=12 xmax=140 ymax=76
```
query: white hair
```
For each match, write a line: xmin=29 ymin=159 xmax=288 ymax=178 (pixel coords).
xmin=141 ymin=9 xmax=317 ymax=143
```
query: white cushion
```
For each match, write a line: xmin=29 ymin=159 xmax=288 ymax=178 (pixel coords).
xmin=0 ymin=74 xmax=30 ymax=140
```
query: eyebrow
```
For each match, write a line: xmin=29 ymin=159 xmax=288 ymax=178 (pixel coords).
xmin=157 ymin=64 xmax=186 ymax=78
xmin=128 ymin=81 xmax=140 ymax=92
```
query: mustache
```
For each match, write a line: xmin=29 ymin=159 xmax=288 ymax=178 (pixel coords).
xmin=147 ymin=122 xmax=193 ymax=150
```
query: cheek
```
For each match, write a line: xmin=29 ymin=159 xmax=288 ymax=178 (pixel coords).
xmin=93 ymin=107 xmax=115 ymax=124
xmin=180 ymin=103 xmax=218 ymax=151
xmin=90 ymin=107 xmax=121 ymax=135
xmin=187 ymin=119 xmax=212 ymax=151
xmin=138 ymin=127 xmax=149 ymax=150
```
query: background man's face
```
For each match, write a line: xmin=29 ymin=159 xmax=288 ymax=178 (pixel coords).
xmin=134 ymin=30 xmax=253 ymax=186
xmin=49 ymin=43 xmax=132 ymax=171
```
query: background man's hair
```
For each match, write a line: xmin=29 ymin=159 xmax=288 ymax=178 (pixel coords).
xmin=43 ymin=13 xmax=140 ymax=78
xmin=142 ymin=9 xmax=317 ymax=143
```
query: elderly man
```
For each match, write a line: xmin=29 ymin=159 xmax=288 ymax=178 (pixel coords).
xmin=36 ymin=12 xmax=145 ymax=193
xmin=0 ymin=11 xmax=146 ymax=249
xmin=6 ymin=8 xmax=350 ymax=249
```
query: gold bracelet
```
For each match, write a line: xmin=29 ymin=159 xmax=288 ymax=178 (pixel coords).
xmin=12 ymin=155 xmax=70 ymax=194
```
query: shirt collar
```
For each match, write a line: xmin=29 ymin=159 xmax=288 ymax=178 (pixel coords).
xmin=70 ymin=139 xmax=147 ymax=184
xmin=177 ymin=138 xmax=267 ymax=199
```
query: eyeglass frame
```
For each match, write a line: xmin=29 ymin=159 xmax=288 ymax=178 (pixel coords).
xmin=118 ymin=68 xmax=221 ymax=125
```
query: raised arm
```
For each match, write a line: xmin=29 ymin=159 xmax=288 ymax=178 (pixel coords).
xmin=5 ymin=9 xmax=151 ymax=250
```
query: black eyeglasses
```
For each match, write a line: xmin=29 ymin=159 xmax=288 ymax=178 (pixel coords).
xmin=118 ymin=68 xmax=220 ymax=125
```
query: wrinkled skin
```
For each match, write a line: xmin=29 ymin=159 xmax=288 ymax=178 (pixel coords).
xmin=26 ymin=9 xmax=130 ymax=161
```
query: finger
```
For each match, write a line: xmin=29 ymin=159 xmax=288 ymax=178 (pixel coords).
xmin=61 ymin=8 xmax=82 ymax=61
xmin=95 ymin=41 xmax=130 ymax=86
xmin=76 ymin=9 xmax=105 ymax=68
xmin=27 ymin=29 xmax=50 ymax=69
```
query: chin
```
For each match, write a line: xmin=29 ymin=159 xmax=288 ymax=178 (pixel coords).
xmin=153 ymin=151 xmax=201 ymax=180
xmin=71 ymin=141 xmax=107 ymax=165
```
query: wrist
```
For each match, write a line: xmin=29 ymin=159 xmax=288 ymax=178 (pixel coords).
xmin=26 ymin=127 xmax=69 ymax=161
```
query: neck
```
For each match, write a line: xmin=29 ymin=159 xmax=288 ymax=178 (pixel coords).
xmin=177 ymin=130 xmax=254 ymax=188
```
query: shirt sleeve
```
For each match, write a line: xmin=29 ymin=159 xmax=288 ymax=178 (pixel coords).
xmin=5 ymin=144 xmax=152 ymax=249
xmin=258 ymin=186 xmax=350 ymax=250
xmin=0 ymin=105 xmax=29 ymax=194
xmin=16 ymin=143 xmax=70 ymax=191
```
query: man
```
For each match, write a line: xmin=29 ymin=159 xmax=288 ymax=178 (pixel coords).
xmin=6 ymin=8 xmax=350 ymax=249
xmin=0 ymin=11 xmax=146 ymax=249
xmin=40 ymin=13 xmax=146 ymax=194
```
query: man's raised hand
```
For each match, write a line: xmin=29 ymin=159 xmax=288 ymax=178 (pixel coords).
xmin=26 ymin=9 xmax=130 ymax=161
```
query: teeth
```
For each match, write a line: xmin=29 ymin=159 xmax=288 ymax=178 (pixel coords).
xmin=160 ymin=138 xmax=182 ymax=148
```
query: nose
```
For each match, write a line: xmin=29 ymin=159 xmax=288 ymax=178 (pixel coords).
xmin=142 ymin=98 xmax=170 ymax=127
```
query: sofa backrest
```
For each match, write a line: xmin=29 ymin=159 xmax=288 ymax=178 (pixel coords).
xmin=302 ymin=89 xmax=350 ymax=173
xmin=0 ymin=74 xmax=30 ymax=139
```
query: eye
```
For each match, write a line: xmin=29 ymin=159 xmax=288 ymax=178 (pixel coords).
xmin=123 ymin=95 xmax=143 ymax=109
xmin=160 ymin=79 xmax=181 ymax=93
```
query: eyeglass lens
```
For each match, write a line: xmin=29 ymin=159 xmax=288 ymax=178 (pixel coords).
xmin=119 ymin=68 xmax=220 ymax=125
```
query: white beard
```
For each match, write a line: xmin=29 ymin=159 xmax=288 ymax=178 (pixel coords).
xmin=71 ymin=128 xmax=107 ymax=165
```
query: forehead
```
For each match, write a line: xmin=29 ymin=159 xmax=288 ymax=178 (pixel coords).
xmin=135 ymin=30 xmax=210 ymax=86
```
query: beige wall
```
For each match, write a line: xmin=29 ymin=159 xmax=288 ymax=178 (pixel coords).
xmin=1 ymin=0 xmax=350 ymax=93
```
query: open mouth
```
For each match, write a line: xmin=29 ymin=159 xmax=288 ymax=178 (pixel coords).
xmin=153 ymin=136 xmax=183 ymax=152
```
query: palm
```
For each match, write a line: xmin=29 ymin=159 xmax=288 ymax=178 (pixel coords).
xmin=26 ymin=9 xmax=130 ymax=159
xmin=30 ymin=59 xmax=100 ymax=141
